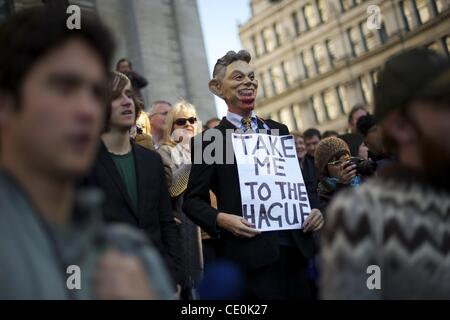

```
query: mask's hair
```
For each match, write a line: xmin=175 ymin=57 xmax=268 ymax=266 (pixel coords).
xmin=212 ymin=50 xmax=251 ymax=79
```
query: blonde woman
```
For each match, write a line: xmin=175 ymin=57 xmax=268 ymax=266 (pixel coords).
xmin=158 ymin=100 xmax=202 ymax=300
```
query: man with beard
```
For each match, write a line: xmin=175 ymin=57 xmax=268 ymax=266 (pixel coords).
xmin=183 ymin=50 xmax=324 ymax=299
xmin=321 ymin=47 xmax=450 ymax=299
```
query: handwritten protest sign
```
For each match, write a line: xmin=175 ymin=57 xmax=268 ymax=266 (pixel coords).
xmin=231 ymin=133 xmax=311 ymax=232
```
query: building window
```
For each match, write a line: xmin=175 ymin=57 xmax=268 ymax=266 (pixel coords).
xmin=280 ymin=107 xmax=295 ymax=131
xmin=262 ymin=28 xmax=275 ymax=53
xmin=273 ymin=23 xmax=281 ymax=47
xmin=268 ymin=68 xmax=276 ymax=95
xmin=262 ymin=72 xmax=273 ymax=97
xmin=370 ymin=69 xmax=380 ymax=87
xmin=433 ymin=0 xmax=445 ymax=13
xmin=301 ymin=50 xmax=315 ymax=79
xmin=292 ymin=11 xmax=300 ymax=36
xmin=325 ymin=39 xmax=338 ymax=66
xmin=359 ymin=75 xmax=372 ymax=104
xmin=258 ymin=73 xmax=266 ymax=99
xmin=426 ymin=41 xmax=441 ymax=53
xmin=444 ymin=35 xmax=450 ymax=55
xmin=360 ymin=21 xmax=377 ymax=51
xmin=251 ymin=35 xmax=259 ymax=58
xmin=303 ymin=3 xmax=319 ymax=30
xmin=312 ymin=43 xmax=328 ymax=74
xmin=415 ymin=0 xmax=431 ymax=24
xmin=312 ymin=95 xmax=325 ymax=124
xmin=292 ymin=104 xmax=304 ymax=131
xmin=336 ymin=85 xmax=349 ymax=114
xmin=269 ymin=66 xmax=285 ymax=95
xmin=322 ymin=89 xmax=341 ymax=120
xmin=378 ymin=22 xmax=388 ymax=44
xmin=340 ymin=0 xmax=358 ymax=12
xmin=347 ymin=26 xmax=365 ymax=57
xmin=400 ymin=0 xmax=413 ymax=32
xmin=281 ymin=61 xmax=291 ymax=87
xmin=317 ymin=0 xmax=329 ymax=23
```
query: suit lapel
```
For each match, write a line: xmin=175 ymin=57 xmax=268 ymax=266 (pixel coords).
xmin=98 ymin=141 xmax=139 ymax=220
xmin=219 ymin=117 xmax=238 ymax=130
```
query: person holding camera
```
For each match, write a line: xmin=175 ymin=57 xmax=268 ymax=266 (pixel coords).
xmin=314 ymin=137 xmax=362 ymax=210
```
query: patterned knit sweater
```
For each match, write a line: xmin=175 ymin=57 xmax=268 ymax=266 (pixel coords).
xmin=320 ymin=176 xmax=450 ymax=299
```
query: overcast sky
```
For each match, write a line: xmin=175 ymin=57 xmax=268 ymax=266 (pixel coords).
xmin=197 ymin=0 xmax=252 ymax=117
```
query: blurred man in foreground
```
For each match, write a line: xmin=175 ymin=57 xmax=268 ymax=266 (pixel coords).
xmin=321 ymin=48 xmax=450 ymax=299
xmin=0 ymin=7 xmax=172 ymax=299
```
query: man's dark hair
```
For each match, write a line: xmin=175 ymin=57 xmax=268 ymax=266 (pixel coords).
xmin=356 ymin=114 xmax=376 ymax=137
xmin=323 ymin=130 xmax=339 ymax=139
xmin=0 ymin=6 xmax=115 ymax=109
xmin=348 ymin=104 xmax=368 ymax=124
xmin=116 ymin=58 xmax=132 ymax=70
xmin=212 ymin=50 xmax=251 ymax=79
xmin=303 ymin=128 xmax=322 ymax=140
xmin=338 ymin=133 xmax=365 ymax=158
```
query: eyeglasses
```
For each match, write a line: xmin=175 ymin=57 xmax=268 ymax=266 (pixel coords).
xmin=327 ymin=159 xmax=345 ymax=166
xmin=174 ymin=117 xmax=197 ymax=126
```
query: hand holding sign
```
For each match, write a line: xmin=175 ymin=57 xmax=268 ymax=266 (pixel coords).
xmin=302 ymin=209 xmax=324 ymax=233
xmin=217 ymin=212 xmax=261 ymax=238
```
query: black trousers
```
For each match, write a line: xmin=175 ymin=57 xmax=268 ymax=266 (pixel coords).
xmin=245 ymin=246 xmax=312 ymax=300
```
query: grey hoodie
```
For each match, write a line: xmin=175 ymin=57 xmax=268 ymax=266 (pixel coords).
xmin=0 ymin=171 xmax=173 ymax=299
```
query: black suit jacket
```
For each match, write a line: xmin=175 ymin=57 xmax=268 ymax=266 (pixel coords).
xmin=183 ymin=117 xmax=317 ymax=271
xmin=85 ymin=141 xmax=181 ymax=283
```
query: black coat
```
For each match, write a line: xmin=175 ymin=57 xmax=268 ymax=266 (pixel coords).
xmin=301 ymin=154 xmax=322 ymax=212
xmin=183 ymin=117 xmax=318 ymax=271
xmin=85 ymin=141 xmax=181 ymax=283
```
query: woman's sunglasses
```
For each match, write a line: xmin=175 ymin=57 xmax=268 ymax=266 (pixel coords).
xmin=174 ymin=117 xmax=197 ymax=126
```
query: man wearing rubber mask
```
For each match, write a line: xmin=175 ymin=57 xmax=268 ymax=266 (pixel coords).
xmin=184 ymin=50 xmax=324 ymax=299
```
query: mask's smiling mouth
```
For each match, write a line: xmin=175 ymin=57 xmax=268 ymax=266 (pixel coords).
xmin=238 ymin=89 xmax=255 ymax=104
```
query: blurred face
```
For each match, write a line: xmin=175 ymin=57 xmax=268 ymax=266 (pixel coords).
xmin=0 ymin=39 xmax=106 ymax=178
xmin=219 ymin=60 xmax=258 ymax=115
xmin=172 ymin=109 xmax=197 ymax=144
xmin=350 ymin=108 xmax=368 ymax=133
xmin=117 ymin=61 xmax=131 ymax=74
xmin=109 ymin=82 xmax=135 ymax=131
xmin=305 ymin=135 xmax=321 ymax=157
xmin=150 ymin=103 xmax=171 ymax=135
xmin=358 ymin=142 xmax=369 ymax=160
xmin=409 ymin=99 xmax=450 ymax=168
xmin=295 ymin=136 xmax=306 ymax=159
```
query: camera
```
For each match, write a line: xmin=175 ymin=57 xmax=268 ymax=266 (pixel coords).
xmin=345 ymin=157 xmax=377 ymax=176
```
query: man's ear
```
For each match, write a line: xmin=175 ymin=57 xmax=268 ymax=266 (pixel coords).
xmin=208 ymin=79 xmax=223 ymax=98
xmin=382 ymin=112 xmax=416 ymax=145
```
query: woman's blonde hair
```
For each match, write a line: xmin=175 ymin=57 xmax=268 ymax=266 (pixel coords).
xmin=161 ymin=100 xmax=200 ymax=147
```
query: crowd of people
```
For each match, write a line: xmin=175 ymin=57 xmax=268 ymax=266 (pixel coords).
xmin=0 ymin=6 xmax=449 ymax=300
